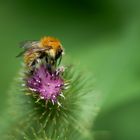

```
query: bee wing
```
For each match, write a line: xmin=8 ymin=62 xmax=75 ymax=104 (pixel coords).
xmin=19 ymin=40 xmax=39 ymax=50
xmin=16 ymin=40 xmax=40 ymax=57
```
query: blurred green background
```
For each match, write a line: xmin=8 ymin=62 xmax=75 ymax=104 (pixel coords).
xmin=0 ymin=0 xmax=140 ymax=140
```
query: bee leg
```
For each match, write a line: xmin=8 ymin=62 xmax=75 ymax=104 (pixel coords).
xmin=28 ymin=61 xmax=36 ymax=74
xmin=57 ymin=55 xmax=62 ymax=66
xmin=50 ymin=59 xmax=56 ymax=73
xmin=44 ymin=56 xmax=50 ymax=70
xmin=47 ymin=64 xmax=52 ymax=73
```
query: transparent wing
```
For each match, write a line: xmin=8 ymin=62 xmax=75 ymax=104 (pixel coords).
xmin=19 ymin=40 xmax=39 ymax=50
xmin=17 ymin=40 xmax=46 ymax=57
xmin=16 ymin=40 xmax=39 ymax=57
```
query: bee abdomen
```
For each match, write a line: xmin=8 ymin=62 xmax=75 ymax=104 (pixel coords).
xmin=24 ymin=52 xmax=40 ymax=67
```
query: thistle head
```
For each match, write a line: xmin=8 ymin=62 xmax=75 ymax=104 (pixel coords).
xmin=2 ymin=36 xmax=98 ymax=140
xmin=26 ymin=64 xmax=65 ymax=104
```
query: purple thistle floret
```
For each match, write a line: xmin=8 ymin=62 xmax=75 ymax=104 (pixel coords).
xmin=26 ymin=64 xmax=64 ymax=103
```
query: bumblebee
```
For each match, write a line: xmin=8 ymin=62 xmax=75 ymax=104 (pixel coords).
xmin=17 ymin=36 xmax=64 ymax=71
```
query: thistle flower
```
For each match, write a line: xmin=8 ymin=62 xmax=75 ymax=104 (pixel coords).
xmin=1 ymin=37 xmax=99 ymax=140
xmin=16 ymin=36 xmax=67 ymax=105
xmin=26 ymin=64 xmax=65 ymax=104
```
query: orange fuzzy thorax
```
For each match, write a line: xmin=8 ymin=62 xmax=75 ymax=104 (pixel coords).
xmin=40 ymin=36 xmax=61 ymax=49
